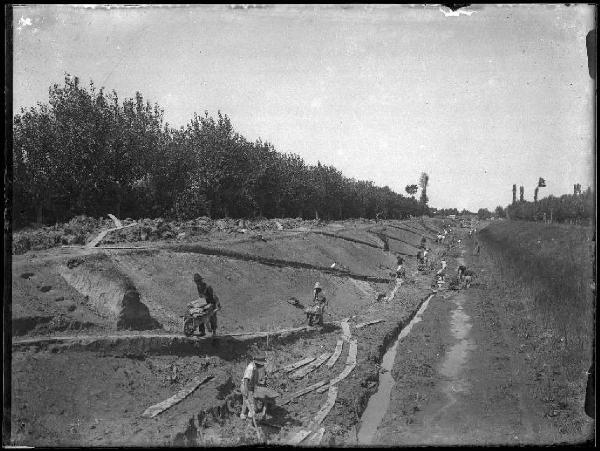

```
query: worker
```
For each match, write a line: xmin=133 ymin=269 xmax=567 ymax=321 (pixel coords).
xmin=193 ymin=273 xmax=221 ymax=337
xmin=240 ymin=354 xmax=267 ymax=420
xmin=436 ymin=260 xmax=447 ymax=282
xmin=308 ymin=282 xmax=327 ymax=326
xmin=463 ymin=269 xmax=474 ymax=288
xmin=396 ymin=259 xmax=406 ymax=280
xmin=416 ymin=249 xmax=425 ymax=265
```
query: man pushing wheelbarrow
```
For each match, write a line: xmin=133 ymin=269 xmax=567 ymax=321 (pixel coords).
xmin=183 ymin=273 xmax=221 ymax=337
xmin=305 ymin=282 xmax=327 ymax=326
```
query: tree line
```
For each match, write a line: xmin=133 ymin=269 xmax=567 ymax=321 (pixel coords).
xmin=12 ymin=75 xmax=430 ymax=227
xmin=504 ymin=188 xmax=594 ymax=224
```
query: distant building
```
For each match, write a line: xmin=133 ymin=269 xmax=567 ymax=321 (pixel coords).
xmin=448 ymin=215 xmax=456 ymax=220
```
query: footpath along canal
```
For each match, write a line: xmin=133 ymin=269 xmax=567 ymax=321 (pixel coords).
xmin=355 ymin=240 xmax=594 ymax=446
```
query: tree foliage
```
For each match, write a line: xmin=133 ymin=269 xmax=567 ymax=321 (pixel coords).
xmin=505 ymin=187 xmax=594 ymax=224
xmin=13 ymin=76 xmax=429 ymax=226
xmin=405 ymin=184 xmax=418 ymax=197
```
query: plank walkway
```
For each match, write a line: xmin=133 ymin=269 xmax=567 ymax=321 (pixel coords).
xmin=279 ymin=380 xmax=328 ymax=405
xmin=326 ymin=340 xmax=344 ymax=367
xmin=317 ymin=339 xmax=358 ymax=393
xmin=142 ymin=375 xmax=213 ymax=418
xmin=287 ymin=386 xmax=338 ymax=445
xmin=341 ymin=319 xmax=351 ymax=341
xmin=311 ymin=385 xmax=339 ymax=425
xmin=290 ymin=352 xmax=331 ymax=379
xmin=280 ymin=356 xmax=316 ymax=373
xmin=355 ymin=319 xmax=384 ymax=329
xmin=305 ymin=427 xmax=325 ymax=446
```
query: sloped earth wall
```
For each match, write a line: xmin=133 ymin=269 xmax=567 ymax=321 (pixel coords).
xmin=58 ymin=254 xmax=160 ymax=331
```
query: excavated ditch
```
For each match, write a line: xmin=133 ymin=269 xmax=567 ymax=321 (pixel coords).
xmin=12 ymin=218 xmax=449 ymax=446
xmin=357 ymin=293 xmax=435 ymax=444
xmin=58 ymin=254 xmax=161 ymax=330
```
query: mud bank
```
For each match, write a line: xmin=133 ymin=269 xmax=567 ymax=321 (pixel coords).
xmin=12 ymin=323 xmax=342 ymax=358
xmin=58 ymin=254 xmax=160 ymax=330
xmin=357 ymin=293 xmax=434 ymax=444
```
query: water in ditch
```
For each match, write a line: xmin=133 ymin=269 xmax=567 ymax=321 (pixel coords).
xmin=356 ymin=294 xmax=434 ymax=445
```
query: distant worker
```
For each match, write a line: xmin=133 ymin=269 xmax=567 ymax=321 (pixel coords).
xmin=240 ymin=354 xmax=267 ymax=420
xmin=423 ymin=248 xmax=430 ymax=264
xmin=463 ymin=269 xmax=474 ymax=288
xmin=306 ymin=282 xmax=327 ymax=326
xmin=420 ymin=236 xmax=427 ymax=249
xmin=436 ymin=260 xmax=447 ymax=282
xmin=416 ymin=249 xmax=424 ymax=263
xmin=457 ymin=265 xmax=467 ymax=282
xmin=193 ymin=273 xmax=221 ymax=336
xmin=396 ymin=256 xmax=406 ymax=280
xmin=474 ymin=241 xmax=481 ymax=256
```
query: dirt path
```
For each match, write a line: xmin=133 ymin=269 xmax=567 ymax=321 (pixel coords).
xmin=370 ymin=238 xmax=594 ymax=446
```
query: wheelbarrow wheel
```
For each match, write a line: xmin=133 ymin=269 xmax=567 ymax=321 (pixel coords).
xmin=226 ymin=391 xmax=243 ymax=415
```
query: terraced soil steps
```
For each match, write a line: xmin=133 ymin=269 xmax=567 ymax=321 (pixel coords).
xmin=310 ymin=231 xmax=383 ymax=249
xmin=167 ymin=243 xmax=392 ymax=283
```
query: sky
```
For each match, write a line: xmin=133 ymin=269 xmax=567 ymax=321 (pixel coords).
xmin=13 ymin=4 xmax=595 ymax=212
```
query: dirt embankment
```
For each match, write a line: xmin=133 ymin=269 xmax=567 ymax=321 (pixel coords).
xmin=11 ymin=218 xmax=450 ymax=446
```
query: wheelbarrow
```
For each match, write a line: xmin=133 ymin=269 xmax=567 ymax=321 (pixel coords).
xmin=225 ymin=386 xmax=280 ymax=421
xmin=182 ymin=299 xmax=218 ymax=337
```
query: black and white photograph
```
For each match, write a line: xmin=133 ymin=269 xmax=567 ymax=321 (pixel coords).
xmin=5 ymin=3 xmax=596 ymax=447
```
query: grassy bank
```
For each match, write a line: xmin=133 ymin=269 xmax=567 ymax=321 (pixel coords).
xmin=478 ymin=220 xmax=595 ymax=374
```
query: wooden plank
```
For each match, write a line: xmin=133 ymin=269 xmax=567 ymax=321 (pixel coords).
xmin=316 ymin=363 xmax=356 ymax=393
xmin=326 ymin=340 xmax=344 ymax=368
xmin=345 ymin=339 xmax=358 ymax=365
xmin=290 ymin=352 xmax=331 ymax=379
xmin=306 ymin=427 xmax=325 ymax=445
xmin=87 ymin=223 xmax=137 ymax=248
xmin=142 ymin=375 xmax=212 ymax=418
xmin=341 ymin=320 xmax=351 ymax=341
xmin=355 ymin=319 xmax=384 ymax=329
xmin=280 ymin=356 xmax=316 ymax=373
xmin=311 ymin=385 xmax=338 ymax=425
xmin=107 ymin=213 xmax=122 ymax=228
xmin=87 ymin=229 xmax=113 ymax=248
xmin=288 ymin=429 xmax=312 ymax=445
xmin=279 ymin=380 xmax=328 ymax=405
